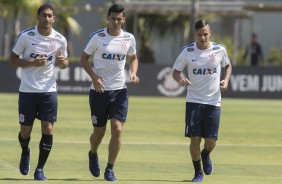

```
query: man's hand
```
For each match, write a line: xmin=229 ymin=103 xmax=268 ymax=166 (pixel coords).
xmin=220 ymin=80 xmax=228 ymax=92
xmin=179 ymin=78 xmax=192 ymax=86
xmin=130 ymin=74 xmax=139 ymax=84
xmin=91 ymin=74 xmax=106 ymax=93
xmin=56 ymin=50 xmax=68 ymax=69
xmin=31 ymin=54 xmax=47 ymax=67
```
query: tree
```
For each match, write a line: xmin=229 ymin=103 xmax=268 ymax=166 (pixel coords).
xmin=188 ymin=0 xmax=199 ymax=43
xmin=47 ymin=0 xmax=82 ymax=56
xmin=126 ymin=13 xmax=189 ymax=63
xmin=0 ymin=0 xmax=43 ymax=59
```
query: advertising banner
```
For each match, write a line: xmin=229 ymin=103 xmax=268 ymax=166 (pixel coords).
xmin=1 ymin=62 xmax=281 ymax=99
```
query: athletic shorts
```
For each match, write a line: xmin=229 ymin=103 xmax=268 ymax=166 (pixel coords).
xmin=89 ymin=88 xmax=128 ymax=127
xmin=185 ymin=102 xmax=221 ymax=140
xmin=18 ymin=92 xmax=58 ymax=126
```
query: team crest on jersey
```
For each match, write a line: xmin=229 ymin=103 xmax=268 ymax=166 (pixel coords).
xmin=187 ymin=47 xmax=194 ymax=52
xmin=124 ymin=34 xmax=130 ymax=38
xmin=98 ymin=33 xmax=105 ymax=37
xmin=28 ymin=31 xmax=35 ymax=36
xmin=209 ymin=54 xmax=217 ymax=64
xmin=213 ymin=46 xmax=220 ymax=50
xmin=49 ymin=41 xmax=57 ymax=51
xmin=55 ymin=34 xmax=62 ymax=39
xmin=121 ymin=41 xmax=127 ymax=50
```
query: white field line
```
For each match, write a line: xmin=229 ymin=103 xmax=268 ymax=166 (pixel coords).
xmin=0 ymin=159 xmax=18 ymax=173
xmin=1 ymin=138 xmax=282 ymax=148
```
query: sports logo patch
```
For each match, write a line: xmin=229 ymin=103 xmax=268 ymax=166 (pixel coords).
xmin=19 ymin=114 xmax=25 ymax=123
xmin=91 ymin=115 xmax=98 ymax=125
xmin=28 ymin=31 xmax=35 ymax=36
xmin=98 ymin=33 xmax=105 ymax=37
xmin=187 ymin=47 xmax=194 ymax=52
xmin=55 ymin=34 xmax=62 ymax=39
xmin=124 ymin=34 xmax=130 ymax=38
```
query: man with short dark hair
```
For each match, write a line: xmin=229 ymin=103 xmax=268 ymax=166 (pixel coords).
xmin=244 ymin=33 xmax=263 ymax=66
xmin=81 ymin=4 xmax=139 ymax=181
xmin=172 ymin=19 xmax=232 ymax=182
xmin=10 ymin=3 xmax=68 ymax=181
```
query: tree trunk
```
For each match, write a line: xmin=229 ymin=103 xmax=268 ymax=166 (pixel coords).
xmin=188 ymin=0 xmax=199 ymax=44
xmin=2 ymin=11 xmax=10 ymax=59
xmin=12 ymin=6 xmax=21 ymax=44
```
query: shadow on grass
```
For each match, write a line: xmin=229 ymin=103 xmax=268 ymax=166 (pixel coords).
xmin=1 ymin=178 xmax=193 ymax=182
xmin=119 ymin=179 xmax=193 ymax=182
xmin=0 ymin=178 xmax=95 ymax=181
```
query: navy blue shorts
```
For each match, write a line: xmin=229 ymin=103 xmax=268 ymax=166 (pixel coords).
xmin=18 ymin=92 xmax=58 ymax=126
xmin=185 ymin=102 xmax=221 ymax=140
xmin=89 ymin=88 xmax=128 ymax=127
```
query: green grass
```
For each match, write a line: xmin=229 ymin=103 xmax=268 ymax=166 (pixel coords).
xmin=0 ymin=93 xmax=282 ymax=183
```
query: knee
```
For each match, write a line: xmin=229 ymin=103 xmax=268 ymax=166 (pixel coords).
xmin=41 ymin=122 xmax=54 ymax=135
xmin=20 ymin=131 xmax=31 ymax=139
xmin=93 ymin=128 xmax=106 ymax=140
xmin=204 ymin=138 xmax=216 ymax=150
xmin=96 ymin=130 xmax=106 ymax=139
xmin=20 ymin=126 xmax=32 ymax=138
xmin=111 ymin=126 xmax=123 ymax=137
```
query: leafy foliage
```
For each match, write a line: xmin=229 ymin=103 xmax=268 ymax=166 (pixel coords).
xmin=267 ymin=47 xmax=282 ymax=66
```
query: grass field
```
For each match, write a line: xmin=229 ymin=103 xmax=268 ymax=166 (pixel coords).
xmin=0 ymin=93 xmax=282 ymax=184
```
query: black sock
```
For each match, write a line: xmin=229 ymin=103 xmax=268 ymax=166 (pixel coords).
xmin=18 ymin=132 xmax=30 ymax=154
xmin=192 ymin=160 xmax=202 ymax=172
xmin=106 ymin=163 xmax=114 ymax=170
xmin=201 ymin=148 xmax=211 ymax=158
xmin=36 ymin=134 xmax=53 ymax=169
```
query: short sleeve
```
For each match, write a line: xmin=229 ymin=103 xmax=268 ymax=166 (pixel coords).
xmin=12 ymin=34 xmax=26 ymax=56
xmin=173 ymin=50 xmax=187 ymax=72
xmin=84 ymin=35 xmax=98 ymax=56
xmin=61 ymin=38 xmax=68 ymax=58
xmin=127 ymin=37 xmax=136 ymax=56
xmin=221 ymin=48 xmax=231 ymax=67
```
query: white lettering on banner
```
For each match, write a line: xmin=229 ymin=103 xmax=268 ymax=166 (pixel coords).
xmin=73 ymin=67 xmax=131 ymax=83
xmin=261 ymin=75 xmax=282 ymax=92
xmin=157 ymin=67 xmax=185 ymax=96
xmin=74 ymin=67 xmax=91 ymax=82
xmin=57 ymin=85 xmax=89 ymax=92
xmin=53 ymin=67 xmax=70 ymax=81
xmin=230 ymin=75 xmax=259 ymax=92
xmin=16 ymin=67 xmax=70 ymax=81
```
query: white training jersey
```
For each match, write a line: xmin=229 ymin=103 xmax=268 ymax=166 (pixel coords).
xmin=84 ymin=28 xmax=136 ymax=91
xmin=12 ymin=26 xmax=68 ymax=93
xmin=173 ymin=42 xmax=231 ymax=106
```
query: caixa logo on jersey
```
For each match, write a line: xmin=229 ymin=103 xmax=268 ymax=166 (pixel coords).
xmin=102 ymin=53 xmax=126 ymax=61
xmin=193 ymin=68 xmax=217 ymax=75
xmin=157 ymin=67 xmax=186 ymax=96
xmin=29 ymin=53 xmax=53 ymax=61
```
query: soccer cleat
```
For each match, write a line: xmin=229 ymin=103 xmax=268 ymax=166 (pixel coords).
xmin=34 ymin=168 xmax=47 ymax=181
xmin=88 ymin=151 xmax=100 ymax=177
xmin=192 ymin=170 xmax=203 ymax=182
xmin=104 ymin=168 xmax=117 ymax=181
xmin=201 ymin=155 xmax=213 ymax=175
xmin=19 ymin=149 xmax=30 ymax=175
